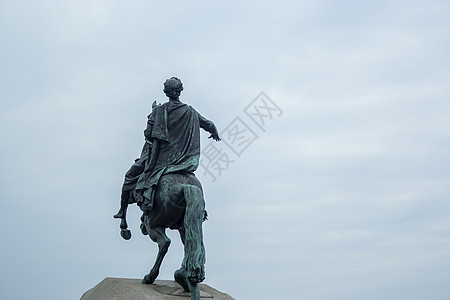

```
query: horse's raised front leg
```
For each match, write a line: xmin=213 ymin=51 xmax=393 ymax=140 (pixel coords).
xmin=114 ymin=191 xmax=131 ymax=240
xmin=142 ymin=226 xmax=171 ymax=284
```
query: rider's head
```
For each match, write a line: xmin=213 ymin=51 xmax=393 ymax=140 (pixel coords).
xmin=163 ymin=77 xmax=183 ymax=99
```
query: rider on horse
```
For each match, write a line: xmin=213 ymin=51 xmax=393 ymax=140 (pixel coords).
xmin=114 ymin=77 xmax=221 ymax=299
xmin=114 ymin=77 xmax=219 ymax=226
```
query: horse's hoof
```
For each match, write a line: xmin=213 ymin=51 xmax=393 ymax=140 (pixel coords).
xmin=174 ymin=268 xmax=189 ymax=292
xmin=142 ymin=274 xmax=155 ymax=284
xmin=120 ymin=229 xmax=131 ymax=240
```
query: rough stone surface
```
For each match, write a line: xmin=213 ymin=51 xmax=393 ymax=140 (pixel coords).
xmin=81 ymin=278 xmax=235 ymax=300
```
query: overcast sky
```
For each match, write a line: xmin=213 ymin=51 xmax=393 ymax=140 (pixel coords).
xmin=1 ymin=1 xmax=450 ymax=299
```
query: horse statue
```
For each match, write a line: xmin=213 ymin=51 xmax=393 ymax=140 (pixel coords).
xmin=114 ymin=172 xmax=207 ymax=299
xmin=114 ymin=77 xmax=220 ymax=300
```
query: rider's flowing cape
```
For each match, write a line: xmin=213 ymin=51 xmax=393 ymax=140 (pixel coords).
xmin=135 ymin=100 xmax=202 ymax=212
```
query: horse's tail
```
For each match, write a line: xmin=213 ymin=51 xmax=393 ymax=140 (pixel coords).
xmin=181 ymin=185 xmax=206 ymax=283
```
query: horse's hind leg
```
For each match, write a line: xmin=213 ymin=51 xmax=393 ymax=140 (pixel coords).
xmin=142 ymin=226 xmax=171 ymax=284
xmin=173 ymin=227 xmax=190 ymax=291
xmin=174 ymin=267 xmax=200 ymax=300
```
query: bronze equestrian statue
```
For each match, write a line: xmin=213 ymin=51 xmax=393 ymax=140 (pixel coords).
xmin=114 ymin=77 xmax=220 ymax=300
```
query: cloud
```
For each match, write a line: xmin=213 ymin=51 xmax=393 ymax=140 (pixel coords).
xmin=1 ymin=0 xmax=450 ymax=299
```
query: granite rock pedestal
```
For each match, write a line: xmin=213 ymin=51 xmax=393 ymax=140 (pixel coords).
xmin=81 ymin=278 xmax=235 ymax=300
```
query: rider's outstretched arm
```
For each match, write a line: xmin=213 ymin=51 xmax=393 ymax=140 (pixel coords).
xmin=198 ymin=113 xmax=220 ymax=141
